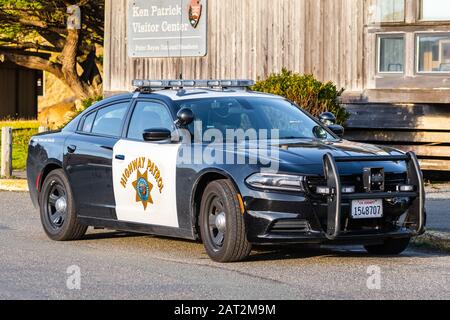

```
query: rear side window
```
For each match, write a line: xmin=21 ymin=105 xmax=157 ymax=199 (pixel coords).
xmin=91 ymin=102 xmax=129 ymax=137
xmin=81 ymin=112 xmax=96 ymax=133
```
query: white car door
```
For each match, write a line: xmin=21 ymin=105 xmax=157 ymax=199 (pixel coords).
xmin=112 ymin=100 xmax=181 ymax=228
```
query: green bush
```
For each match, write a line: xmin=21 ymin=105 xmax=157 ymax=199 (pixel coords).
xmin=252 ymin=69 xmax=349 ymax=125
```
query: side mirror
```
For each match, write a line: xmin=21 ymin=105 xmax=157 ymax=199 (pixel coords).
xmin=328 ymin=124 xmax=344 ymax=138
xmin=176 ymin=108 xmax=194 ymax=127
xmin=143 ymin=128 xmax=172 ymax=142
xmin=319 ymin=112 xmax=337 ymax=126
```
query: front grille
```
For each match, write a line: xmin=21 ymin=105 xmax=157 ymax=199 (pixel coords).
xmin=305 ymin=172 xmax=409 ymax=234
xmin=306 ymin=172 xmax=407 ymax=196
xmin=269 ymin=219 xmax=310 ymax=234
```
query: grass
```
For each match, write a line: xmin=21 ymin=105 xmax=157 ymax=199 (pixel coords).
xmin=0 ymin=179 xmax=29 ymax=192
xmin=0 ymin=120 xmax=40 ymax=130
xmin=0 ymin=120 xmax=40 ymax=171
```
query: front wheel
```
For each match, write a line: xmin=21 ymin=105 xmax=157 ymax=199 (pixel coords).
xmin=39 ymin=169 xmax=87 ymax=241
xmin=364 ymin=237 xmax=411 ymax=255
xmin=199 ymin=180 xmax=252 ymax=262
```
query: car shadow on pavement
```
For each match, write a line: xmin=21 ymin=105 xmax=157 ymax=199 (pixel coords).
xmin=81 ymin=230 xmax=148 ymax=241
xmin=246 ymin=244 xmax=448 ymax=262
xmin=78 ymin=230 xmax=448 ymax=261
xmin=247 ymin=245 xmax=336 ymax=261
xmin=81 ymin=229 xmax=200 ymax=245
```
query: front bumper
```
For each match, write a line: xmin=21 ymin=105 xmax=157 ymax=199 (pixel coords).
xmin=244 ymin=152 xmax=426 ymax=245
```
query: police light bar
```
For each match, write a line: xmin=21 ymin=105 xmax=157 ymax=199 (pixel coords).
xmin=132 ymin=79 xmax=255 ymax=89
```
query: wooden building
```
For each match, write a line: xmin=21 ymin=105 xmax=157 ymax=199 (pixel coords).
xmin=104 ymin=0 xmax=450 ymax=170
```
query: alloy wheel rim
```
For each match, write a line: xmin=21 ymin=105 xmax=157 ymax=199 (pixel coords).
xmin=207 ymin=196 xmax=226 ymax=250
xmin=46 ymin=182 xmax=68 ymax=229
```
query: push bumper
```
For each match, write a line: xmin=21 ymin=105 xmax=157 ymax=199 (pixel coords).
xmin=322 ymin=152 xmax=426 ymax=240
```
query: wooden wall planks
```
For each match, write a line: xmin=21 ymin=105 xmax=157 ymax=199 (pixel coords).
xmin=104 ymin=0 xmax=366 ymax=94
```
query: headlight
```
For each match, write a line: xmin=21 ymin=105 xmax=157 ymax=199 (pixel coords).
xmin=245 ymin=173 xmax=306 ymax=192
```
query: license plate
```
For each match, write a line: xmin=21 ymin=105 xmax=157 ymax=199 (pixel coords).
xmin=351 ymin=199 xmax=383 ymax=219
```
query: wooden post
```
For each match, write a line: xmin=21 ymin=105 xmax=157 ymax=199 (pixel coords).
xmin=1 ymin=127 xmax=12 ymax=178
xmin=38 ymin=126 xmax=49 ymax=133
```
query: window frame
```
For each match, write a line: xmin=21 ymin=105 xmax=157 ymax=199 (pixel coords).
xmin=124 ymin=98 xmax=177 ymax=143
xmin=377 ymin=33 xmax=406 ymax=74
xmin=76 ymin=99 xmax=131 ymax=138
xmin=415 ymin=32 xmax=450 ymax=74
xmin=419 ymin=0 xmax=450 ymax=22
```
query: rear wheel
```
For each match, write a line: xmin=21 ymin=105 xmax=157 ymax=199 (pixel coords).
xmin=364 ymin=237 xmax=411 ymax=255
xmin=39 ymin=169 xmax=87 ymax=241
xmin=199 ymin=180 xmax=252 ymax=262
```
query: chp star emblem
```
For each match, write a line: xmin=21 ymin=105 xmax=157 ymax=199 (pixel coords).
xmin=132 ymin=169 xmax=153 ymax=210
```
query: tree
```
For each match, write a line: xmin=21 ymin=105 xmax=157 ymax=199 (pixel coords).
xmin=0 ymin=0 xmax=104 ymax=100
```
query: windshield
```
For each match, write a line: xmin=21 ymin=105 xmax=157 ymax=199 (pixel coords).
xmin=177 ymin=97 xmax=336 ymax=141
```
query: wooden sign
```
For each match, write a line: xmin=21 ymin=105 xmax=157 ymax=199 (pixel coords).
xmin=128 ymin=0 xmax=207 ymax=58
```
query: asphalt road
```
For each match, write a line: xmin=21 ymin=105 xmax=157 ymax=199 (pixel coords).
xmin=0 ymin=191 xmax=449 ymax=300
xmin=426 ymin=200 xmax=450 ymax=232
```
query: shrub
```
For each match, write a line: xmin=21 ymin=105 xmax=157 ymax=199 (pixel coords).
xmin=252 ymin=69 xmax=349 ymax=125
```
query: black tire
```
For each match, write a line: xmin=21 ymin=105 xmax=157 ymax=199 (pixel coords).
xmin=199 ymin=180 xmax=252 ymax=262
xmin=364 ymin=237 xmax=411 ymax=255
xmin=39 ymin=169 xmax=87 ymax=241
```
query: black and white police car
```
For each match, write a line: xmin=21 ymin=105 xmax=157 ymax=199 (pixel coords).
xmin=27 ymin=80 xmax=426 ymax=262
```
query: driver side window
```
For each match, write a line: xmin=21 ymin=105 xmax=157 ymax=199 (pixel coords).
xmin=127 ymin=101 xmax=174 ymax=141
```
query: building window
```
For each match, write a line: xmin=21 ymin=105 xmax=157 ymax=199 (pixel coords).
xmin=378 ymin=35 xmax=405 ymax=73
xmin=420 ymin=0 xmax=450 ymax=21
xmin=370 ymin=0 xmax=405 ymax=23
xmin=417 ymin=34 xmax=450 ymax=73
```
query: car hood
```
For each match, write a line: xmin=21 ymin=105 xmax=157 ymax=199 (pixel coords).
xmin=241 ymin=139 xmax=407 ymax=175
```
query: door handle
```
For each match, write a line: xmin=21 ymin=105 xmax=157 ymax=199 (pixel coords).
xmin=67 ymin=145 xmax=77 ymax=153
xmin=115 ymin=155 xmax=125 ymax=161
